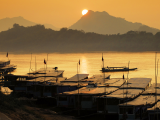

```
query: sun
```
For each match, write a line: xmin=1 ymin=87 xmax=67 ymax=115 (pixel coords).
xmin=82 ymin=9 xmax=88 ymax=15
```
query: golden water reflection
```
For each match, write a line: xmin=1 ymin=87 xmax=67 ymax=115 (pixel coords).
xmin=0 ymin=52 xmax=159 ymax=86
xmin=79 ymin=56 xmax=88 ymax=74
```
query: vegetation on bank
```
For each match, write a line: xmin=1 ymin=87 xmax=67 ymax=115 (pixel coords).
xmin=0 ymin=24 xmax=160 ymax=53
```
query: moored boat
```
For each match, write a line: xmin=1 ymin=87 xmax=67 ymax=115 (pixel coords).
xmin=0 ymin=60 xmax=17 ymax=75
xmin=101 ymin=66 xmax=137 ymax=72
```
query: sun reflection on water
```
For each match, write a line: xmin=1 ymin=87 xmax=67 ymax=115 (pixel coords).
xmin=79 ymin=56 xmax=88 ymax=74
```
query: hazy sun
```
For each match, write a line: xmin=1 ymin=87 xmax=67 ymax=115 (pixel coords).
xmin=82 ymin=9 xmax=88 ymax=15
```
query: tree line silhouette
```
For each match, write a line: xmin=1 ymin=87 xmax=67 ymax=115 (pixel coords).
xmin=0 ymin=24 xmax=160 ymax=53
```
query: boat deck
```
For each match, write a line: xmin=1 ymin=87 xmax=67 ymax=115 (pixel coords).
xmin=119 ymin=95 xmax=160 ymax=106
xmin=98 ymin=78 xmax=151 ymax=99
xmin=142 ymin=83 xmax=160 ymax=95
xmin=63 ymin=74 xmax=89 ymax=82
xmin=61 ymin=78 xmax=125 ymax=95
xmin=27 ymin=68 xmax=64 ymax=77
xmin=120 ymin=78 xmax=151 ymax=90
xmin=147 ymin=101 xmax=160 ymax=111
xmin=104 ymin=89 xmax=144 ymax=99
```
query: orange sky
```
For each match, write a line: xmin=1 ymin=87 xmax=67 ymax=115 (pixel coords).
xmin=1 ymin=0 xmax=160 ymax=29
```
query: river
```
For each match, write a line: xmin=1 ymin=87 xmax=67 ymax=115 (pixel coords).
xmin=0 ymin=52 xmax=159 ymax=94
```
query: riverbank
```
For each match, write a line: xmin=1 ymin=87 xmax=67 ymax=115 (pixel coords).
xmin=0 ymin=112 xmax=11 ymax=120
xmin=2 ymin=105 xmax=78 ymax=120
xmin=0 ymin=91 xmax=78 ymax=120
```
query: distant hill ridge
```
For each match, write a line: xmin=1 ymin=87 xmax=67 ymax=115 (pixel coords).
xmin=1 ymin=11 xmax=159 ymax=35
xmin=69 ymin=10 xmax=160 ymax=35
xmin=0 ymin=24 xmax=160 ymax=53
xmin=0 ymin=16 xmax=59 ymax=32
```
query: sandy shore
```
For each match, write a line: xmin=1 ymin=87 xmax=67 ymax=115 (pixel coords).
xmin=2 ymin=105 xmax=78 ymax=120
xmin=0 ymin=112 xmax=12 ymax=120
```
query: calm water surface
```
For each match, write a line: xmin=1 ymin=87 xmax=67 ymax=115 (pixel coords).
xmin=0 ymin=52 xmax=159 ymax=93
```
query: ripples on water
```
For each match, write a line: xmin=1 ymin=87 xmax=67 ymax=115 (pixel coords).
xmin=0 ymin=52 xmax=159 ymax=93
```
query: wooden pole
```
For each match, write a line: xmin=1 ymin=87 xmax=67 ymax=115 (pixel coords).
xmin=46 ymin=53 xmax=48 ymax=70
xmin=157 ymin=59 xmax=159 ymax=120
xmin=34 ymin=56 xmax=37 ymax=96
xmin=155 ymin=52 xmax=157 ymax=110
xmin=125 ymin=61 xmax=130 ymax=118
xmin=29 ymin=53 xmax=32 ymax=76
xmin=154 ymin=52 xmax=157 ymax=120
xmin=123 ymin=73 xmax=125 ymax=115
xmin=35 ymin=56 xmax=36 ymax=71
xmin=77 ymin=62 xmax=80 ymax=116
xmin=29 ymin=60 xmax=31 ymax=76
xmin=102 ymin=53 xmax=104 ymax=68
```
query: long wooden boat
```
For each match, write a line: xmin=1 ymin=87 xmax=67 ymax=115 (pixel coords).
xmin=0 ymin=60 xmax=17 ymax=75
xmin=101 ymin=66 xmax=137 ymax=72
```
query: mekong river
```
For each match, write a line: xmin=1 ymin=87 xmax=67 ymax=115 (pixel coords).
xmin=0 ymin=52 xmax=159 ymax=93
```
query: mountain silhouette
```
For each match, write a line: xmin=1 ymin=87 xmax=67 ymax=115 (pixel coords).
xmin=0 ymin=16 xmax=59 ymax=32
xmin=69 ymin=10 xmax=160 ymax=35
xmin=0 ymin=24 xmax=160 ymax=54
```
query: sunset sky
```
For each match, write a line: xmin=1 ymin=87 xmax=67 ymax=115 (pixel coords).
xmin=1 ymin=0 xmax=160 ymax=29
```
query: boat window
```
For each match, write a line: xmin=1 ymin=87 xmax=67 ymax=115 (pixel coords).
xmin=82 ymin=96 xmax=92 ymax=101
xmin=59 ymin=96 xmax=67 ymax=101
xmin=119 ymin=107 xmax=133 ymax=114
xmin=71 ymin=98 xmax=73 ymax=103
xmin=44 ymin=87 xmax=51 ymax=92
xmin=119 ymin=107 xmax=126 ymax=114
xmin=107 ymin=98 xmax=119 ymax=105
xmin=127 ymin=107 xmax=133 ymax=114
xmin=32 ymin=86 xmax=41 ymax=91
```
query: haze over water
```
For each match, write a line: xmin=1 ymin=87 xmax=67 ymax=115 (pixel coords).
xmin=0 ymin=52 xmax=159 ymax=83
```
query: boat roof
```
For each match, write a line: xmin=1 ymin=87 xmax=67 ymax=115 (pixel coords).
xmin=119 ymin=95 xmax=160 ymax=106
xmin=128 ymin=78 xmax=152 ymax=83
xmin=23 ymin=77 xmax=66 ymax=82
xmin=61 ymin=74 xmax=110 ymax=83
xmin=4 ymin=74 xmax=35 ymax=78
xmin=142 ymin=83 xmax=160 ymax=95
xmin=147 ymin=101 xmax=160 ymax=111
xmin=61 ymin=86 xmax=118 ymax=95
xmin=96 ymin=78 xmax=151 ymax=99
xmin=120 ymin=78 xmax=151 ymax=89
xmin=64 ymin=74 xmax=89 ymax=81
xmin=0 ymin=60 xmax=10 ymax=65
xmin=24 ymin=76 xmax=89 ymax=86
xmin=28 ymin=67 xmax=64 ymax=74
xmin=104 ymin=66 xmax=127 ymax=68
xmin=31 ymin=80 xmax=89 ymax=87
xmin=99 ymin=78 xmax=125 ymax=87
xmin=101 ymin=89 xmax=143 ymax=99
xmin=27 ymin=68 xmax=64 ymax=77
xmin=0 ymin=64 xmax=16 ymax=70
xmin=60 ymin=78 xmax=125 ymax=95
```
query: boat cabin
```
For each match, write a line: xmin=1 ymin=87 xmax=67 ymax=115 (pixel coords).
xmin=57 ymin=78 xmax=125 ymax=109
xmin=118 ymin=95 xmax=160 ymax=120
xmin=96 ymin=78 xmax=151 ymax=115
